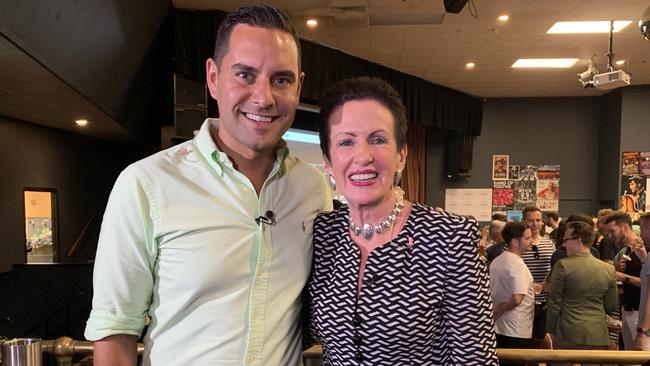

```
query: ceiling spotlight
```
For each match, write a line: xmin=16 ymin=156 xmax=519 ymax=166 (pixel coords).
xmin=641 ymin=5 xmax=650 ymax=40
xmin=465 ymin=62 xmax=476 ymax=69
xmin=306 ymin=18 xmax=318 ymax=28
xmin=577 ymin=60 xmax=598 ymax=88
xmin=498 ymin=15 xmax=509 ymax=22
xmin=75 ymin=119 xmax=88 ymax=127
xmin=616 ymin=60 xmax=626 ymax=66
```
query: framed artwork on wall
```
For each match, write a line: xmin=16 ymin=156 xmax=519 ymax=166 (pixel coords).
xmin=492 ymin=155 xmax=509 ymax=180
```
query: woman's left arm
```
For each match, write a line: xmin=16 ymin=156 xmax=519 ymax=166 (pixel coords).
xmin=442 ymin=216 xmax=498 ymax=365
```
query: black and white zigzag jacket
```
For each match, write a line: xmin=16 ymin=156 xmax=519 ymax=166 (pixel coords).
xmin=305 ymin=203 xmax=498 ymax=365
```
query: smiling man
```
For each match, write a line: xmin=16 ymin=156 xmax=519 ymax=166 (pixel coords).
xmin=520 ymin=205 xmax=555 ymax=346
xmin=84 ymin=5 xmax=331 ymax=366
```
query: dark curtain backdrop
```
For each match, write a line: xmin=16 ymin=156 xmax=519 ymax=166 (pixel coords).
xmin=173 ymin=9 xmax=483 ymax=136
xmin=402 ymin=123 xmax=427 ymax=203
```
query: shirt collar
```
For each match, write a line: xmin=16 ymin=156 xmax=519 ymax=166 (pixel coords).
xmin=193 ymin=118 xmax=290 ymax=176
xmin=571 ymin=251 xmax=591 ymax=257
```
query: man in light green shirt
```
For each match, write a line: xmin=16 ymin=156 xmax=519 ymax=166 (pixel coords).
xmin=85 ymin=5 xmax=331 ymax=365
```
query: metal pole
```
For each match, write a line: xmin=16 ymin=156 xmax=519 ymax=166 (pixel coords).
xmin=607 ymin=19 xmax=615 ymax=71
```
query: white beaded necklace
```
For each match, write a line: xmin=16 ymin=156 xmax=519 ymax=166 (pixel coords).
xmin=349 ymin=188 xmax=405 ymax=240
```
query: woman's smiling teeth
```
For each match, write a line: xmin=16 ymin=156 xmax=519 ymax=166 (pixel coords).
xmin=245 ymin=113 xmax=274 ymax=123
xmin=350 ymin=173 xmax=377 ymax=181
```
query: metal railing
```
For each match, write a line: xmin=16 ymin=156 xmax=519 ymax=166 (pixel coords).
xmin=21 ymin=292 xmax=90 ymax=340
xmin=19 ymin=338 xmax=650 ymax=365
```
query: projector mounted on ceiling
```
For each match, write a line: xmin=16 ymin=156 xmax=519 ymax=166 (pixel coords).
xmin=593 ymin=69 xmax=631 ymax=90
xmin=577 ymin=20 xmax=631 ymax=90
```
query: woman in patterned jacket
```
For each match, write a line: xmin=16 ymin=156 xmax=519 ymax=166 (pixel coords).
xmin=305 ymin=76 xmax=498 ymax=365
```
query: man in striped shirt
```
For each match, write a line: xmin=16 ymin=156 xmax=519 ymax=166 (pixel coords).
xmin=521 ymin=206 xmax=555 ymax=345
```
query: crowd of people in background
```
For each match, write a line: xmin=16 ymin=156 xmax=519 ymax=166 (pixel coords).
xmin=480 ymin=206 xmax=650 ymax=365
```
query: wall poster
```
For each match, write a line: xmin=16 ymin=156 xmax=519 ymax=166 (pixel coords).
xmin=492 ymin=155 xmax=509 ymax=180
xmin=493 ymin=180 xmax=514 ymax=212
xmin=513 ymin=165 xmax=538 ymax=210
xmin=490 ymin=162 xmax=561 ymax=216
xmin=536 ymin=165 xmax=561 ymax=212
xmin=506 ymin=210 xmax=523 ymax=222
xmin=620 ymin=152 xmax=648 ymax=221
xmin=508 ymin=165 xmax=520 ymax=180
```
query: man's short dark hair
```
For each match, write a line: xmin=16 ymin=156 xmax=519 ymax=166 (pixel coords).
xmin=566 ymin=221 xmax=595 ymax=247
xmin=603 ymin=211 xmax=632 ymax=227
xmin=565 ymin=213 xmax=595 ymax=228
xmin=554 ymin=221 xmax=568 ymax=247
xmin=597 ymin=208 xmax=614 ymax=218
xmin=502 ymin=221 xmax=528 ymax=245
xmin=522 ymin=206 xmax=541 ymax=219
xmin=491 ymin=213 xmax=507 ymax=222
xmin=213 ymin=5 xmax=301 ymax=70
xmin=318 ymin=77 xmax=408 ymax=161
xmin=546 ymin=211 xmax=559 ymax=222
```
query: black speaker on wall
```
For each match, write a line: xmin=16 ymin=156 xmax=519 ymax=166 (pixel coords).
xmin=446 ymin=132 xmax=473 ymax=179
xmin=444 ymin=0 xmax=469 ymax=14
xmin=173 ymin=73 xmax=208 ymax=140
xmin=174 ymin=73 xmax=207 ymax=108
xmin=174 ymin=107 xmax=207 ymax=139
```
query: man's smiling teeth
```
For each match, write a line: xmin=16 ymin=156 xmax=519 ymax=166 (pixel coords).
xmin=350 ymin=173 xmax=377 ymax=181
xmin=245 ymin=113 xmax=273 ymax=123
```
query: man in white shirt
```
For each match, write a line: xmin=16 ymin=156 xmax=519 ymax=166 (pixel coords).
xmin=84 ymin=5 xmax=331 ymax=366
xmin=490 ymin=221 xmax=536 ymax=365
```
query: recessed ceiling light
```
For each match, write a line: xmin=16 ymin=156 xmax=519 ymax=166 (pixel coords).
xmin=75 ymin=119 xmax=88 ymax=127
xmin=511 ymin=58 xmax=579 ymax=68
xmin=306 ymin=18 xmax=318 ymax=28
xmin=616 ymin=59 xmax=626 ymax=65
xmin=547 ymin=21 xmax=632 ymax=34
xmin=498 ymin=15 xmax=509 ymax=22
xmin=465 ymin=62 xmax=476 ymax=69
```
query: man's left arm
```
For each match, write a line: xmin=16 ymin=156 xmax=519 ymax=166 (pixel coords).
xmin=633 ymin=272 xmax=650 ymax=350
xmin=546 ymin=261 xmax=565 ymax=337
xmin=605 ymin=266 xmax=619 ymax=314
xmin=493 ymin=294 xmax=524 ymax=319
xmin=616 ymin=271 xmax=642 ymax=288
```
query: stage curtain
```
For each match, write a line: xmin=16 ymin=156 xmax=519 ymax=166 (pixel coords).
xmin=173 ymin=8 xmax=483 ymax=136
xmin=402 ymin=123 xmax=427 ymax=203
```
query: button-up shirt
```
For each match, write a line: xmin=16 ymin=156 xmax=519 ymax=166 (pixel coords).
xmin=85 ymin=119 xmax=332 ymax=365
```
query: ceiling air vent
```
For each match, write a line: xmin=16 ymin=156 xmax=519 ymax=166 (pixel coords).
xmin=328 ymin=5 xmax=368 ymax=27
xmin=329 ymin=5 xmax=367 ymax=15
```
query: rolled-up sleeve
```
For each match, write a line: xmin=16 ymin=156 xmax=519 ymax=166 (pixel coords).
xmin=443 ymin=217 xmax=498 ymax=365
xmin=84 ymin=165 xmax=158 ymax=341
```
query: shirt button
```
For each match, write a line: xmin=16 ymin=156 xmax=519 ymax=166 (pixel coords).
xmin=245 ymin=354 xmax=255 ymax=363
xmin=353 ymin=315 xmax=361 ymax=327
xmin=366 ymin=275 xmax=375 ymax=286
xmin=355 ymin=352 xmax=364 ymax=361
xmin=353 ymin=334 xmax=361 ymax=345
